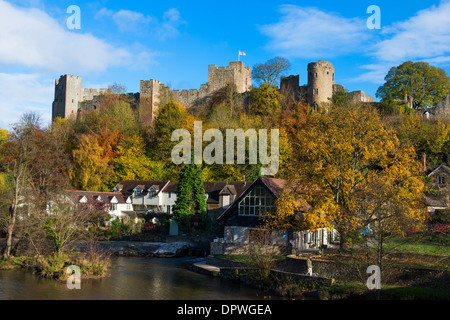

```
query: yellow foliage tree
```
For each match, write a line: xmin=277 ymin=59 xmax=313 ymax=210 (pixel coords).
xmin=273 ymin=105 xmax=428 ymax=251
xmin=113 ymin=135 xmax=165 ymax=181
xmin=70 ymin=134 xmax=112 ymax=191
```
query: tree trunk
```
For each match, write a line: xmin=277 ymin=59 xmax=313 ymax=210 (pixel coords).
xmin=3 ymin=205 xmax=17 ymax=259
xmin=3 ymin=170 xmax=23 ymax=259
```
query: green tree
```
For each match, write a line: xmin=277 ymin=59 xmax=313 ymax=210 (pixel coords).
xmin=152 ymin=101 xmax=195 ymax=161
xmin=173 ymin=161 xmax=207 ymax=232
xmin=329 ymin=90 xmax=351 ymax=108
xmin=252 ymin=56 xmax=291 ymax=87
xmin=376 ymin=61 xmax=450 ymax=109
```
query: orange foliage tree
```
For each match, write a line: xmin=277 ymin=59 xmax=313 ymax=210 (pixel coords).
xmin=267 ymin=104 xmax=428 ymax=253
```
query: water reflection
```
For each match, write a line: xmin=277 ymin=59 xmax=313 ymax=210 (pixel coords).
xmin=0 ymin=257 xmax=268 ymax=300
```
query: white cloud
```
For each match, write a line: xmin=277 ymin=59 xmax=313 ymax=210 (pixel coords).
xmin=356 ymin=1 xmax=450 ymax=84
xmin=0 ymin=73 xmax=53 ymax=129
xmin=259 ymin=5 xmax=371 ymax=59
xmin=373 ymin=1 xmax=450 ymax=64
xmin=0 ymin=0 xmax=155 ymax=73
xmin=262 ymin=3 xmax=450 ymax=86
xmin=96 ymin=7 xmax=186 ymax=40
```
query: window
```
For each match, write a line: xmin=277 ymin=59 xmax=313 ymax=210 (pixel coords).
xmin=168 ymin=192 xmax=171 ymax=198
xmin=238 ymin=184 xmax=275 ymax=216
xmin=167 ymin=205 xmax=171 ymax=213
xmin=438 ymin=176 xmax=446 ymax=185
xmin=111 ymin=203 xmax=117 ymax=210
xmin=126 ymin=204 xmax=132 ymax=210
xmin=314 ymin=88 xmax=319 ymax=95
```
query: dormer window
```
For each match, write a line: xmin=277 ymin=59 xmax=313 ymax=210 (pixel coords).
xmin=148 ymin=187 xmax=157 ymax=197
xmin=133 ymin=187 xmax=142 ymax=197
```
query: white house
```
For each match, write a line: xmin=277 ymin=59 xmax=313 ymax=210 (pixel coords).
xmin=66 ymin=190 xmax=133 ymax=222
xmin=114 ymin=180 xmax=250 ymax=218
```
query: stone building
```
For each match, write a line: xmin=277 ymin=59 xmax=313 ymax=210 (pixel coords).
xmin=139 ymin=61 xmax=252 ymax=123
xmin=430 ymin=93 xmax=450 ymax=119
xmin=52 ymin=59 xmax=373 ymax=121
xmin=52 ymin=74 xmax=82 ymax=119
xmin=280 ymin=60 xmax=373 ymax=109
xmin=51 ymin=74 xmax=112 ymax=119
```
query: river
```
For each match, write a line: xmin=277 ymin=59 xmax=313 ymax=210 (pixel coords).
xmin=0 ymin=256 xmax=271 ymax=300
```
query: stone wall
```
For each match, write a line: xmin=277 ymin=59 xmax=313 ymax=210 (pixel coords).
xmin=348 ymin=90 xmax=374 ymax=103
xmin=435 ymin=93 xmax=450 ymax=118
xmin=307 ymin=60 xmax=335 ymax=107
xmin=138 ymin=61 xmax=252 ymax=123
xmin=52 ymin=74 xmax=82 ymax=119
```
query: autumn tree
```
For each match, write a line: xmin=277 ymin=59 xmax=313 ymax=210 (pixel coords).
xmin=1 ymin=113 xmax=41 ymax=258
xmin=113 ymin=135 xmax=165 ymax=181
xmin=43 ymin=193 xmax=109 ymax=254
xmin=376 ymin=61 xmax=450 ymax=109
xmin=392 ymin=113 xmax=450 ymax=164
xmin=249 ymin=83 xmax=281 ymax=117
xmin=252 ymin=56 xmax=291 ymax=87
xmin=152 ymin=101 xmax=194 ymax=158
xmin=70 ymin=134 xmax=113 ymax=191
xmin=271 ymin=105 xmax=428 ymax=251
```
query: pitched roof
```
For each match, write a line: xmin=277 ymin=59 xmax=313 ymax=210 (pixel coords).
xmin=65 ymin=190 xmax=129 ymax=204
xmin=118 ymin=180 xmax=171 ymax=196
xmin=216 ymin=176 xmax=311 ymax=223
xmin=204 ymin=181 xmax=250 ymax=204
xmin=428 ymin=165 xmax=450 ymax=177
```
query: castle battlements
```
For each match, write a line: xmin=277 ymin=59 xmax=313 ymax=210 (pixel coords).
xmin=139 ymin=61 xmax=252 ymax=122
xmin=52 ymin=59 xmax=373 ymax=122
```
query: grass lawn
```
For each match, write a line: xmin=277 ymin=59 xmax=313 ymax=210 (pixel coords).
xmin=381 ymin=242 xmax=450 ymax=257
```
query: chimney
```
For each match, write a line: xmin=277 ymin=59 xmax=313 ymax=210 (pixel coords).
xmin=422 ymin=153 xmax=427 ymax=172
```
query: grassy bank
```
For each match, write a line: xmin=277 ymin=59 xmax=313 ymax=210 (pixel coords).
xmin=216 ymin=253 xmax=450 ymax=300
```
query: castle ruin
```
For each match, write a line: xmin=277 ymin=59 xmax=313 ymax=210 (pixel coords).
xmin=52 ymin=59 xmax=375 ymax=121
xmin=139 ymin=61 xmax=252 ymax=122
xmin=281 ymin=60 xmax=373 ymax=108
xmin=52 ymin=74 xmax=112 ymax=119
xmin=52 ymin=61 xmax=252 ymax=122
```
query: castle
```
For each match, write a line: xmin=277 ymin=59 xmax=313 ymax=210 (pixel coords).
xmin=139 ymin=61 xmax=252 ymax=122
xmin=51 ymin=60 xmax=373 ymax=121
xmin=52 ymin=74 xmax=113 ymax=119
xmin=280 ymin=60 xmax=373 ymax=108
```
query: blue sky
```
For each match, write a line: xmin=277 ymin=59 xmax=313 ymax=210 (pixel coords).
xmin=1 ymin=0 xmax=450 ymax=129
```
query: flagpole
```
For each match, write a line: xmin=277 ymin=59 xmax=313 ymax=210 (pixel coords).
xmin=238 ymin=51 xmax=240 ymax=61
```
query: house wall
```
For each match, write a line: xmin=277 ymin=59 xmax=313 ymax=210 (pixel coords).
xmin=211 ymin=226 xmax=338 ymax=255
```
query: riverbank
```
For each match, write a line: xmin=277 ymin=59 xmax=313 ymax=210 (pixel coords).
xmin=191 ymin=254 xmax=450 ymax=300
xmin=76 ymin=240 xmax=210 ymax=258
xmin=1 ymin=238 xmax=211 ymax=281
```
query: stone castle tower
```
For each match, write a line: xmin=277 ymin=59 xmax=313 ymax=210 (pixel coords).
xmin=52 ymin=74 xmax=82 ymax=119
xmin=139 ymin=61 xmax=252 ymax=123
xmin=281 ymin=60 xmax=373 ymax=108
xmin=307 ymin=60 xmax=335 ymax=107
xmin=52 ymin=74 xmax=113 ymax=119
